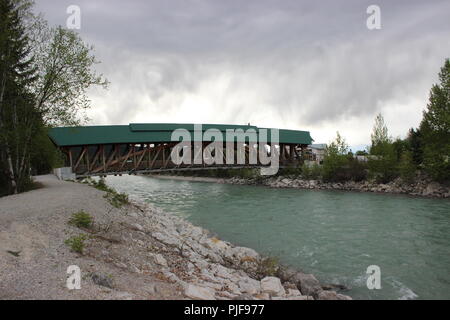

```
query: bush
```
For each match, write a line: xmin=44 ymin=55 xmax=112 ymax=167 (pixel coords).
xmin=104 ymin=191 xmax=129 ymax=208
xmin=368 ymin=142 xmax=399 ymax=183
xmin=68 ymin=210 xmax=93 ymax=229
xmin=301 ymin=163 xmax=322 ymax=180
xmin=92 ymin=178 xmax=115 ymax=193
xmin=278 ymin=166 xmax=302 ymax=177
xmin=399 ymin=151 xmax=416 ymax=183
xmin=257 ymin=256 xmax=280 ymax=278
xmin=65 ymin=234 xmax=88 ymax=254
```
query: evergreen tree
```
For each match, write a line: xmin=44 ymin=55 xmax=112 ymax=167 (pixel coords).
xmin=419 ymin=59 xmax=450 ymax=182
xmin=406 ymin=128 xmax=423 ymax=166
xmin=0 ymin=0 xmax=37 ymax=194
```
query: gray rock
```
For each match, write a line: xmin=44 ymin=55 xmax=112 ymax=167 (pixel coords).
xmin=238 ymin=278 xmax=261 ymax=295
xmin=152 ymin=253 xmax=168 ymax=267
xmin=91 ymin=272 xmax=114 ymax=289
xmin=423 ymin=182 xmax=441 ymax=196
xmin=291 ymin=272 xmax=322 ymax=297
xmin=130 ymin=223 xmax=144 ymax=232
xmin=277 ymin=266 xmax=299 ymax=282
xmin=286 ymin=288 xmax=302 ymax=296
xmin=261 ymin=276 xmax=286 ymax=296
xmin=317 ymin=290 xmax=352 ymax=300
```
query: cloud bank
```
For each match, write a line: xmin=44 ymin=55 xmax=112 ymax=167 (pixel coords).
xmin=35 ymin=0 xmax=450 ymax=147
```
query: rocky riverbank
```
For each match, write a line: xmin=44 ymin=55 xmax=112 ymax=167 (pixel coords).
xmin=225 ymin=175 xmax=450 ymax=198
xmin=0 ymin=175 xmax=351 ymax=300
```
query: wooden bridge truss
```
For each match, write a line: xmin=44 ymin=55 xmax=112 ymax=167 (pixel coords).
xmin=60 ymin=142 xmax=308 ymax=177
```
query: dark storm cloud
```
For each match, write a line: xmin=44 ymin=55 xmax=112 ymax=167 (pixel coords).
xmin=34 ymin=0 xmax=450 ymax=144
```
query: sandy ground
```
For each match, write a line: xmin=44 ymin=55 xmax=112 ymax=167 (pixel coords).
xmin=0 ymin=175 xmax=182 ymax=300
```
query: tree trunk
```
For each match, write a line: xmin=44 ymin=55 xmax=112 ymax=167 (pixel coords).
xmin=5 ymin=146 xmax=17 ymax=194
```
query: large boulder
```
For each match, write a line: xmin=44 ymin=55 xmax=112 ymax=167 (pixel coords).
xmin=291 ymin=272 xmax=322 ymax=297
xmin=238 ymin=278 xmax=261 ymax=295
xmin=260 ymin=277 xmax=286 ymax=296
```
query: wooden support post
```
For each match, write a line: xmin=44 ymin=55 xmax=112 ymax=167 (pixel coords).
xmin=150 ymin=147 xmax=161 ymax=169
xmin=68 ymin=149 xmax=73 ymax=168
xmin=90 ymin=146 xmax=102 ymax=170
xmin=136 ymin=148 xmax=147 ymax=169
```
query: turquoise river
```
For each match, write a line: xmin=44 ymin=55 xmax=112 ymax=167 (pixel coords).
xmin=104 ymin=175 xmax=450 ymax=300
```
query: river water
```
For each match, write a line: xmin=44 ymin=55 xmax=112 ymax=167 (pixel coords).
xmin=104 ymin=175 xmax=450 ymax=300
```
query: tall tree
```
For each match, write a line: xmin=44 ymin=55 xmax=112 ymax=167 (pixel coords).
xmin=28 ymin=21 xmax=108 ymax=126
xmin=368 ymin=113 xmax=398 ymax=182
xmin=419 ymin=59 xmax=450 ymax=182
xmin=0 ymin=0 xmax=37 ymax=194
xmin=1 ymin=0 xmax=108 ymax=195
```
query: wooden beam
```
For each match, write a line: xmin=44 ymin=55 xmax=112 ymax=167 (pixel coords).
xmin=74 ymin=147 xmax=87 ymax=171
xmin=136 ymin=148 xmax=147 ymax=169
xmin=119 ymin=146 xmax=134 ymax=170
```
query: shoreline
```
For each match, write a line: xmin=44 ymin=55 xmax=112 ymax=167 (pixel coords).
xmin=147 ymin=174 xmax=450 ymax=199
xmin=0 ymin=175 xmax=351 ymax=300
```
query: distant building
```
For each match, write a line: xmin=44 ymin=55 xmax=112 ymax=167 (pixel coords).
xmin=306 ymin=143 xmax=327 ymax=164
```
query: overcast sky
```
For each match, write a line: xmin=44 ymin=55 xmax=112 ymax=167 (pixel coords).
xmin=34 ymin=0 xmax=450 ymax=150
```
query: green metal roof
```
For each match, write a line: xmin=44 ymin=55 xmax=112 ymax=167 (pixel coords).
xmin=48 ymin=123 xmax=313 ymax=147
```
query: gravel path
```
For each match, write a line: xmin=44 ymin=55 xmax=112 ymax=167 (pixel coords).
xmin=0 ymin=175 xmax=181 ymax=300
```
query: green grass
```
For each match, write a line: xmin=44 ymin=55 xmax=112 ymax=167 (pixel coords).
xmin=103 ymin=191 xmax=129 ymax=208
xmin=65 ymin=234 xmax=88 ymax=254
xmin=257 ymin=256 xmax=280 ymax=277
xmin=68 ymin=210 xmax=94 ymax=229
xmin=83 ymin=178 xmax=130 ymax=208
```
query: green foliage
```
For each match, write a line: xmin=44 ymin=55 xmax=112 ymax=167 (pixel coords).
xmin=419 ymin=59 xmax=450 ymax=182
xmin=399 ymin=151 xmax=416 ymax=183
xmin=370 ymin=113 xmax=390 ymax=152
xmin=355 ymin=150 xmax=368 ymax=156
xmin=30 ymin=125 xmax=64 ymax=175
xmin=406 ymin=128 xmax=423 ymax=166
xmin=104 ymin=191 xmax=129 ymax=208
xmin=368 ymin=114 xmax=399 ymax=183
xmin=0 ymin=0 xmax=38 ymax=194
xmin=301 ymin=163 xmax=322 ymax=180
xmin=29 ymin=23 xmax=109 ymax=126
xmin=257 ymin=256 xmax=280 ymax=277
xmin=65 ymin=234 xmax=88 ymax=254
xmin=91 ymin=177 xmax=115 ymax=193
xmin=68 ymin=210 xmax=93 ymax=229
xmin=0 ymin=0 xmax=108 ymax=195
xmin=277 ymin=166 xmax=302 ymax=177
xmin=368 ymin=143 xmax=398 ymax=183
xmin=322 ymin=132 xmax=350 ymax=182
xmin=84 ymin=177 xmax=129 ymax=208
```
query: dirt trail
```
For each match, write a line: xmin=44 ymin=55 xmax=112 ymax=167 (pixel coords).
xmin=0 ymin=175 xmax=181 ymax=300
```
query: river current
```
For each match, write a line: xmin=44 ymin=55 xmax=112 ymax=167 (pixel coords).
xmin=104 ymin=175 xmax=450 ymax=300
